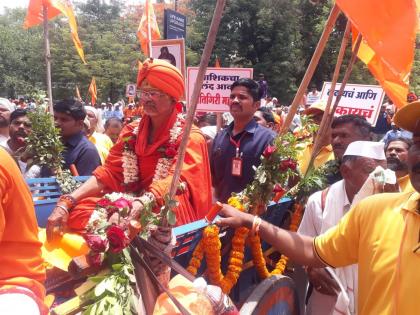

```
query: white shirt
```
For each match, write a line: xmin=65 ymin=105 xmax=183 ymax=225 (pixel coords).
xmin=0 ymin=140 xmax=40 ymax=179
xmin=298 ymin=180 xmax=355 ymax=315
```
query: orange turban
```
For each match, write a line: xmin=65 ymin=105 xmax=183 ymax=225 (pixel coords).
xmin=137 ymin=58 xmax=184 ymax=101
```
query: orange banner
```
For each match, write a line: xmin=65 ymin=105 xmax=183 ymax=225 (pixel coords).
xmin=336 ymin=0 xmax=418 ymax=108
xmin=25 ymin=0 xmax=86 ymax=64
xmin=137 ymin=0 xmax=161 ymax=56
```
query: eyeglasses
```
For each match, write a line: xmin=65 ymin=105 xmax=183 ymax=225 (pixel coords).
xmin=139 ymin=91 xmax=167 ymax=99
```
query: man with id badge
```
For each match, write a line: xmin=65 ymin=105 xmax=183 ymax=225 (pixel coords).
xmin=211 ymin=78 xmax=276 ymax=202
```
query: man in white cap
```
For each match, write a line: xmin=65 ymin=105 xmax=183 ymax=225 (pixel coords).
xmin=217 ymin=101 xmax=420 ymax=314
xmin=298 ymin=141 xmax=388 ymax=315
xmin=0 ymin=98 xmax=15 ymax=142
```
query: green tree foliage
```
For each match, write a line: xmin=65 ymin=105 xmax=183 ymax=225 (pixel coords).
xmin=0 ymin=0 xmax=417 ymax=103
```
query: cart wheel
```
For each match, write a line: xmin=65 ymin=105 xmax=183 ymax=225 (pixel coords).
xmin=239 ymin=275 xmax=299 ymax=315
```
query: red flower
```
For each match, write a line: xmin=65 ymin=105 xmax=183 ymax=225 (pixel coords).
xmin=97 ymin=198 xmax=112 ymax=208
xmin=273 ymin=184 xmax=285 ymax=194
xmin=279 ymin=159 xmax=297 ymax=171
xmin=113 ymin=197 xmax=132 ymax=209
xmin=164 ymin=145 xmax=177 ymax=158
xmin=88 ymin=252 xmax=104 ymax=268
xmin=262 ymin=145 xmax=276 ymax=159
xmin=106 ymin=226 xmax=129 ymax=253
xmin=84 ymin=234 xmax=108 ymax=252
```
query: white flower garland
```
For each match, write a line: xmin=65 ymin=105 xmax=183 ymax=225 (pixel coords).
xmin=122 ymin=126 xmax=139 ymax=185
xmin=152 ymin=113 xmax=184 ymax=181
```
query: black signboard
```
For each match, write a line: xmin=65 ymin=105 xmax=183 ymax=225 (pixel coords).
xmin=164 ymin=9 xmax=186 ymax=39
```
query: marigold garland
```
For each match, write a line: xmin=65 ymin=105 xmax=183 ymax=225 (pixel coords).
xmin=249 ymin=202 xmax=304 ymax=279
xmin=186 ymin=196 xmax=248 ymax=294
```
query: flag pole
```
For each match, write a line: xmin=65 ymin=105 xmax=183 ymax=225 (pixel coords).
xmin=305 ymin=21 xmax=351 ymax=174
xmin=147 ymin=0 xmax=153 ymax=57
xmin=307 ymin=31 xmax=363 ymax=175
xmin=280 ymin=4 xmax=340 ymax=134
xmin=165 ymin=0 xmax=227 ymax=223
xmin=42 ymin=4 xmax=53 ymax=115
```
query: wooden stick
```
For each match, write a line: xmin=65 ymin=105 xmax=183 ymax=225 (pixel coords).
xmin=43 ymin=4 xmax=53 ymax=115
xmin=165 ymin=0 xmax=227 ymax=222
xmin=280 ymin=4 xmax=340 ymax=134
xmin=307 ymin=31 xmax=363 ymax=174
xmin=306 ymin=20 xmax=351 ymax=174
xmin=330 ymin=34 xmax=363 ymax=115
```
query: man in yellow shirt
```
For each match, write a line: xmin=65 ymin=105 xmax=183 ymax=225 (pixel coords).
xmin=217 ymin=101 xmax=420 ymax=314
xmin=385 ymin=137 xmax=414 ymax=193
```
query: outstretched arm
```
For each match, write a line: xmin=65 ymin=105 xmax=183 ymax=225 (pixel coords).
xmin=216 ymin=204 xmax=325 ymax=268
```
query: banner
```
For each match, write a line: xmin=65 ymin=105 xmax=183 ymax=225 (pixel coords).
xmin=187 ymin=67 xmax=253 ymax=112
xmin=320 ymin=82 xmax=385 ymax=126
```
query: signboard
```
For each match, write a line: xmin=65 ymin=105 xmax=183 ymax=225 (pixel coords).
xmin=164 ymin=9 xmax=186 ymax=39
xmin=126 ymin=84 xmax=137 ymax=97
xmin=320 ymin=82 xmax=385 ymax=126
xmin=151 ymin=39 xmax=186 ymax=80
xmin=187 ymin=67 xmax=253 ymax=112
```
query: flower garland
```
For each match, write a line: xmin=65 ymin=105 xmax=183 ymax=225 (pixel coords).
xmin=249 ymin=202 xmax=304 ymax=279
xmin=122 ymin=114 xmax=184 ymax=186
xmin=187 ymin=197 xmax=248 ymax=294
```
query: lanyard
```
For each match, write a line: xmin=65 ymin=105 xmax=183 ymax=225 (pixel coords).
xmin=229 ymin=132 xmax=246 ymax=158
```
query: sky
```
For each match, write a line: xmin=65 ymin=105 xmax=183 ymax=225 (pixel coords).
xmin=0 ymin=0 xmax=152 ymax=14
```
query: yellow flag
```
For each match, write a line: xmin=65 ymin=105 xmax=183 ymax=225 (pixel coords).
xmin=25 ymin=0 xmax=86 ymax=64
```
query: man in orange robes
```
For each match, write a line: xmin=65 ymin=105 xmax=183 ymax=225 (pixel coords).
xmin=47 ymin=58 xmax=212 ymax=240
xmin=0 ymin=147 xmax=47 ymax=314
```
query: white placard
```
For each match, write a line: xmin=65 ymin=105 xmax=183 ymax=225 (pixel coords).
xmin=320 ymin=82 xmax=385 ymax=126
xmin=187 ymin=67 xmax=253 ymax=112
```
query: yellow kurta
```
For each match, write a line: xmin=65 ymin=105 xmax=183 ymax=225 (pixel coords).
xmin=298 ymin=142 xmax=335 ymax=174
xmin=88 ymin=132 xmax=113 ymax=164
xmin=314 ymin=192 xmax=420 ymax=315
xmin=397 ymin=174 xmax=415 ymax=193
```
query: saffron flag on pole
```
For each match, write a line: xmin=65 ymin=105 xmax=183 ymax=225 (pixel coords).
xmin=335 ymin=0 xmax=418 ymax=108
xmin=88 ymin=77 xmax=97 ymax=106
xmin=215 ymin=56 xmax=221 ymax=68
xmin=137 ymin=0 xmax=161 ymax=57
xmin=24 ymin=0 xmax=86 ymax=64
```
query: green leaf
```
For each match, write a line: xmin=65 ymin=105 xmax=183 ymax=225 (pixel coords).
xmin=166 ymin=209 xmax=176 ymax=226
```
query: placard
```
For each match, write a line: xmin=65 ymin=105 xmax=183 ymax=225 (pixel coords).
xmin=164 ymin=9 xmax=186 ymax=39
xmin=125 ymin=84 xmax=137 ymax=97
xmin=151 ymin=39 xmax=186 ymax=81
xmin=187 ymin=67 xmax=253 ymax=112
xmin=320 ymin=82 xmax=385 ymax=126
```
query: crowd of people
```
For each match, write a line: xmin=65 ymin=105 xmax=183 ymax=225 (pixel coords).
xmin=0 ymin=57 xmax=419 ymax=314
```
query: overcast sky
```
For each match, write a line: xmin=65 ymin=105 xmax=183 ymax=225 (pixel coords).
xmin=0 ymin=0 xmax=152 ymax=14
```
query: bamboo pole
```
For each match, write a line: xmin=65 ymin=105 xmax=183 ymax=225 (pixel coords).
xmin=306 ymin=20 xmax=351 ymax=174
xmin=280 ymin=4 xmax=340 ymax=134
xmin=307 ymin=32 xmax=363 ymax=174
xmin=166 ymin=0 xmax=227 ymax=218
xmin=43 ymin=4 xmax=53 ymax=115
xmin=147 ymin=0 xmax=153 ymax=58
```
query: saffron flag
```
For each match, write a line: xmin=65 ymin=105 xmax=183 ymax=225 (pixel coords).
xmin=137 ymin=0 xmax=161 ymax=57
xmin=88 ymin=77 xmax=97 ymax=105
xmin=336 ymin=0 xmax=418 ymax=108
xmin=24 ymin=0 xmax=86 ymax=64
xmin=215 ymin=56 xmax=221 ymax=68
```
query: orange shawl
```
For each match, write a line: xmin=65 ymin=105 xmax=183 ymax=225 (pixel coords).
xmin=68 ymin=109 xmax=212 ymax=229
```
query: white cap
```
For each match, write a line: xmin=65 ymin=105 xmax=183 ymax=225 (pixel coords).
xmin=201 ymin=126 xmax=217 ymax=140
xmin=0 ymin=98 xmax=15 ymax=112
xmin=343 ymin=141 xmax=386 ymax=160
